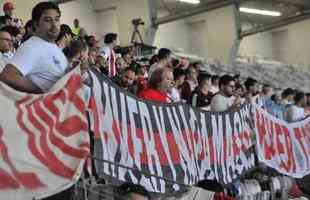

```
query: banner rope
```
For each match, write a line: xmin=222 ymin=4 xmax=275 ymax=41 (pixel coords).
xmin=90 ymin=155 xmax=190 ymax=188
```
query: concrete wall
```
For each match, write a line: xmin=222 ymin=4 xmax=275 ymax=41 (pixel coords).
xmin=239 ymin=32 xmax=274 ymax=59
xmin=204 ymin=5 xmax=237 ymax=63
xmin=59 ymin=0 xmax=98 ymax=36
xmin=96 ymin=9 xmax=118 ymax=37
xmin=153 ymin=18 xmax=191 ymax=53
xmin=239 ymin=18 xmax=310 ymax=66
xmin=272 ymin=30 xmax=289 ymax=63
xmin=188 ymin=20 xmax=208 ymax=57
xmin=286 ymin=19 xmax=310 ymax=66
xmin=155 ymin=6 xmax=238 ymax=63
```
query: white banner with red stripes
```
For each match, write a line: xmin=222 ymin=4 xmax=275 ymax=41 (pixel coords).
xmin=253 ymin=105 xmax=310 ymax=178
xmin=0 ymin=69 xmax=90 ymax=200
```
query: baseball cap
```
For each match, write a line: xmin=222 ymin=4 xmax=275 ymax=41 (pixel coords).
xmin=3 ymin=2 xmax=14 ymax=11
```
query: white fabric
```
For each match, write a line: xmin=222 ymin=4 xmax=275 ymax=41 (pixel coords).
xmin=253 ymin=104 xmax=310 ymax=178
xmin=100 ymin=46 xmax=116 ymax=77
xmin=9 ymin=36 xmax=68 ymax=92
xmin=210 ymin=93 xmax=234 ymax=112
xmin=169 ymin=87 xmax=181 ymax=102
xmin=286 ymin=105 xmax=305 ymax=122
xmin=0 ymin=68 xmax=89 ymax=200
xmin=99 ymin=46 xmax=110 ymax=60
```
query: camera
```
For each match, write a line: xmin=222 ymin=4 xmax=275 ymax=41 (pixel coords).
xmin=132 ymin=18 xmax=145 ymax=26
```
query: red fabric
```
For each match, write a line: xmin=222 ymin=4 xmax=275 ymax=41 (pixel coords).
xmin=214 ymin=192 xmax=235 ymax=200
xmin=289 ymin=183 xmax=303 ymax=198
xmin=138 ymin=88 xmax=168 ymax=103
xmin=136 ymin=77 xmax=148 ymax=94
xmin=108 ymin=48 xmax=116 ymax=77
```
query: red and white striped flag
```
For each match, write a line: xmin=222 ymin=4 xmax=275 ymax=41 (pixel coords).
xmin=0 ymin=69 xmax=90 ymax=199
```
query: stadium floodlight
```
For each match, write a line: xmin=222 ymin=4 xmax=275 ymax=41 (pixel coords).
xmin=240 ymin=7 xmax=282 ymax=17
xmin=178 ymin=0 xmax=200 ymax=4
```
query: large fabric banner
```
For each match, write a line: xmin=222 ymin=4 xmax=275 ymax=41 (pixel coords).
xmin=253 ymin=105 xmax=310 ymax=178
xmin=89 ymin=70 xmax=256 ymax=193
xmin=0 ymin=70 xmax=89 ymax=200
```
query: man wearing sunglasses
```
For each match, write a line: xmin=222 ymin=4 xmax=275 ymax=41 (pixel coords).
xmin=210 ymin=74 xmax=241 ymax=112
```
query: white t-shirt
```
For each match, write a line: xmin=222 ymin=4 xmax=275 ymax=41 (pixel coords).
xmin=9 ymin=36 xmax=68 ymax=92
xmin=286 ymin=105 xmax=305 ymax=122
xmin=99 ymin=46 xmax=110 ymax=60
xmin=210 ymin=93 xmax=234 ymax=112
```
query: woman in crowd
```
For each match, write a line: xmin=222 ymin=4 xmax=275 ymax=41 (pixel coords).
xmin=138 ymin=67 xmax=174 ymax=103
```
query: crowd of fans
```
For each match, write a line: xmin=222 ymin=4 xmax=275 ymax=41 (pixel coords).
xmin=0 ymin=1 xmax=309 ymax=200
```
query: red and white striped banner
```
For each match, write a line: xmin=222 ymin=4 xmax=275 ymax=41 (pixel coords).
xmin=0 ymin=69 xmax=90 ymax=200
xmin=254 ymin=104 xmax=310 ymax=178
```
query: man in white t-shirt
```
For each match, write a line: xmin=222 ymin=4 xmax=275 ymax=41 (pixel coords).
xmin=210 ymin=74 xmax=241 ymax=112
xmin=100 ymin=33 xmax=118 ymax=77
xmin=286 ymin=92 xmax=307 ymax=122
xmin=0 ymin=2 xmax=68 ymax=93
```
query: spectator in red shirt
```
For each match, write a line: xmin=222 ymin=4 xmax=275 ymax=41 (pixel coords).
xmin=138 ymin=67 xmax=174 ymax=103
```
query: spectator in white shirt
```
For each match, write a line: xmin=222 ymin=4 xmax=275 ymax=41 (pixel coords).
xmin=286 ymin=92 xmax=307 ymax=122
xmin=281 ymin=88 xmax=295 ymax=107
xmin=100 ymin=33 xmax=118 ymax=77
xmin=211 ymin=75 xmax=241 ymax=112
xmin=0 ymin=2 xmax=69 ymax=93
xmin=169 ymin=68 xmax=186 ymax=102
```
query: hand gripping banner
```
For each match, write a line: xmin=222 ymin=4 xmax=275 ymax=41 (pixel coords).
xmin=88 ymin=69 xmax=256 ymax=193
xmin=0 ymin=69 xmax=90 ymax=200
xmin=253 ymin=104 xmax=310 ymax=178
